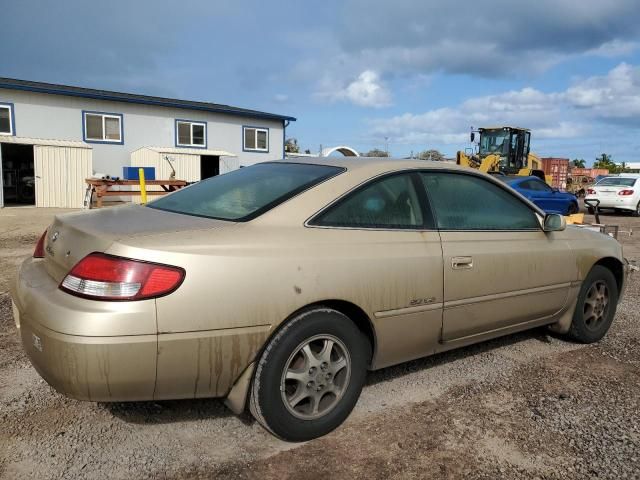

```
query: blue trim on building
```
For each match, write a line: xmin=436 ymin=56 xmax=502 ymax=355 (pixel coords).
xmin=82 ymin=110 xmax=124 ymax=145
xmin=0 ymin=102 xmax=16 ymax=136
xmin=242 ymin=125 xmax=270 ymax=153
xmin=174 ymin=119 xmax=208 ymax=149
xmin=0 ymin=79 xmax=296 ymax=122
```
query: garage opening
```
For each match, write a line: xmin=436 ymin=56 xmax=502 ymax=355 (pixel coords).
xmin=200 ymin=155 xmax=220 ymax=179
xmin=1 ymin=142 xmax=35 ymax=205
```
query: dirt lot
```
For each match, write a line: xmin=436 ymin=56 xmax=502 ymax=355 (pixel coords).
xmin=1 ymin=206 xmax=638 ymax=480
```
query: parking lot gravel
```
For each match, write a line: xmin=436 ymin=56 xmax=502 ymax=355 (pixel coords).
xmin=0 ymin=207 xmax=638 ymax=479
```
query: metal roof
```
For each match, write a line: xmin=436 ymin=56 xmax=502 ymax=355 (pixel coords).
xmin=0 ymin=135 xmax=92 ymax=149
xmin=133 ymin=146 xmax=237 ymax=157
xmin=0 ymin=77 xmax=296 ymax=122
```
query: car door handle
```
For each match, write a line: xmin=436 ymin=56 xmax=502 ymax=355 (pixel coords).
xmin=451 ymin=256 xmax=473 ymax=270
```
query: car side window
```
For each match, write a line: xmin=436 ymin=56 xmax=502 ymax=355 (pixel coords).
xmin=519 ymin=180 xmax=537 ymax=190
xmin=530 ymin=179 xmax=552 ymax=192
xmin=312 ymin=173 xmax=428 ymax=229
xmin=420 ymin=172 xmax=540 ymax=231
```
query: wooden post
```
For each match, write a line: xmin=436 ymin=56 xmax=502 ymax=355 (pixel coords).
xmin=139 ymin=168 xmax=147 ymax=204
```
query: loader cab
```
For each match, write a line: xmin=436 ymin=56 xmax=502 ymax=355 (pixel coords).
xmin=477 ymin=127 xmax=531 ymax=174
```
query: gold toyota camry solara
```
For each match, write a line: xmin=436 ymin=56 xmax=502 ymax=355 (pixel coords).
xmin=11 ymin=158 xmax=631 ymax=441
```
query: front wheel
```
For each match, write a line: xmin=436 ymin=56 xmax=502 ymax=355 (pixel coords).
xmin=567 ymin=202 xmax=579 ymax=215
xmin=249 ymin=308 xmax=369 ymax=441
xmin=566 ymin=265 xmax=618 ymax=343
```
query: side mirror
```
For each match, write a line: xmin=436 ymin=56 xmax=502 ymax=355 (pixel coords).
xmin=543 ymin=213 xmax=566 ymax=232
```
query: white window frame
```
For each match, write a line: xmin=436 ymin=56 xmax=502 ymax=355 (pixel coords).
xmin=83 ymin=112 xmax=123 ymax=143
xmin=243 ymin=126 xmax=269 ymax=152
xmin=176 ymin=120 xmax=207 ymax=148
xmin=0 ymin=103 xmax=14 ymax=136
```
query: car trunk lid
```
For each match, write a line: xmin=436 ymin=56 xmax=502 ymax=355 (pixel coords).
xmin=43 ymin=204 xmax=235 ymax=283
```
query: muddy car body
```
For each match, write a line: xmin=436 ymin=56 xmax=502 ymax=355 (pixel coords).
xmin=11 ymin=158 xmax=631 ymax=441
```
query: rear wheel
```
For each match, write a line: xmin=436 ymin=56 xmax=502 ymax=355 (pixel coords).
xmin=567 ymin=202 xmax=579 ymax=215
xmin=249 ymin=308 xmax=369 ymax=441
xmin=566 ymin=265 xmax=618 ymax=343
xmin=587 ymin=206 xmax=595 ymax=215
xmin=633 ymin=201 xmax=640 ymax=217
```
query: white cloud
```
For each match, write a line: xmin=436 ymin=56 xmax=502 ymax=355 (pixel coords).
xmin=371 ymin=63 xmax=640 ymax=148
xmin=297 ymin=0 xmax=640 ymax=104
xmin=564 ymin=63 xmax=640 ymax=120
xmin=317 ymin=70 xmax=392 ymax=108
xmin=586 ymin=40 xmax=640 ymax=58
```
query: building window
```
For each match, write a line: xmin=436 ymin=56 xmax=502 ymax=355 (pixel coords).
xmin=243 ymin=126 xmax=269 ymax=152
xmin=0 ymin=103 xmax=15 ymax=135
xmin=175 ymin=120 xmax=207 ymax=148
xmin=83 ymin=111 xmax=123 ymax=144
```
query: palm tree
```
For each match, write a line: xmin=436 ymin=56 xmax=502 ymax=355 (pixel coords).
xmin=571 ymin=159 xmax=586 ymax=168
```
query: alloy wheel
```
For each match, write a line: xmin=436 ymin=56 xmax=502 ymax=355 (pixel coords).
xmin=281 ymin=334 xmax=351 ymax=420
xmin=583 ymin=280 xmax=609 ymax=331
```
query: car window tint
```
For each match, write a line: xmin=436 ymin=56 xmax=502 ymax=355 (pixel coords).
xmin=420 ymin=172 xmax=540 ymax=230
xmin=313 ymin=173 xmax=426 ymax=229
xmin=597 ymin=177 xmax=637 ymax=187
xmin=149 ymin=162 xmax=343 ymax=221
xmin=529 ymin=179 xmax=552 ymax=192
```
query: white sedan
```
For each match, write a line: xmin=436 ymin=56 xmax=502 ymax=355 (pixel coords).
xmin=585 ymin=174 xmax=640 ymax=216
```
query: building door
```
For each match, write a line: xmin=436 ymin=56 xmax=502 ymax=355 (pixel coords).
xmin=200 ymin=155 xmax=220 ymax=180
xmin=1 ymin=143 xmax=35 ymax=205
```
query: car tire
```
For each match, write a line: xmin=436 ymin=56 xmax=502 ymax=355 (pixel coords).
xmin=249 ymin=307 xmax=370 ymax=441
xmin=633 ymin=201 xmax=640 ymax=217
xmin=587 ymin=206 xmax=595 ymax=215
xmin=567 ymin=202 xmax=579 ymax=215
xmin=566 ymin=265 xmax=618 ymax=343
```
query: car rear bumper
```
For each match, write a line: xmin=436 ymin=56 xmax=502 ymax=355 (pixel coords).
xmin=10 ymin=257 xmax=270 ymax=405
xmin=585 ymin=195 xmax=637 ymax=211
xmin=15 ymin=309 xmax=158 ymax=401
xmin=10 ymin=258 xmax=158 ymax=402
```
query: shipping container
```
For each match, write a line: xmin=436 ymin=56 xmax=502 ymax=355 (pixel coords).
xmin=541 ymin=157 xmax=570 ymax=190
xmin=569 ymin=167 xmax=610 ymax=178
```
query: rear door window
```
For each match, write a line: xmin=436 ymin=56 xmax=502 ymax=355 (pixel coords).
xmin=311 ymin=173 xmax=429 ymax=229
xmin=420 ymin=172 xmax=540 ymax=231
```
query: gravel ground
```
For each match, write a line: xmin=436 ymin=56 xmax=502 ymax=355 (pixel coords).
xmin=0 ymin=206 xmax=638 ymax=479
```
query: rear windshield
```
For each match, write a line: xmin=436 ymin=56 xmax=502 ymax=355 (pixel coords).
xmin=148 ymin=162 xmax=343 ymax=221
xmin=596 ymin=177 xmax=637 ymax=187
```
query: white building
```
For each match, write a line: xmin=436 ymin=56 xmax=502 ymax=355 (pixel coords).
xmin=0 ymin=77 xmax=295 ymax=207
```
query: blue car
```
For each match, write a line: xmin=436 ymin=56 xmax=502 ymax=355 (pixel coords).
xmin=499 ymin=176 xmax=580 ymax=215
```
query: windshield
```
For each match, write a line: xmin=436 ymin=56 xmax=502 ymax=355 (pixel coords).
xmin=479 ymin=130 xmax=510 ymax=156
xmin=596 ymin=177 xmax=637 ymax=187
xmin=148 ymin=162 xmax=344 ymax=221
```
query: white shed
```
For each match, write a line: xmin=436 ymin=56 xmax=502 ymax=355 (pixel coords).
xmin=0 ymin=136 xmax=92 ymax=208
xmin=130 ymin=146 xmax=238 ymax=183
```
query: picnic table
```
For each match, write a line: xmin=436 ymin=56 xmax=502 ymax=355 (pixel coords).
xmin=84 ymin=178 xmax=188 ymax=208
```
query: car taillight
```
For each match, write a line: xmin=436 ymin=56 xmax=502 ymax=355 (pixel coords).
xmin=587 ymin=188 xmax=596 ymax=195
xmin=33 ymin=230 xmax=47 ymax=258
xmin=60 ymin=253 xmax=185 ymax=301
xmin=618 ymin=189 xmax=634 ymax=196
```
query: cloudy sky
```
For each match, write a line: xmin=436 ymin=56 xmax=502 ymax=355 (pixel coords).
xmin=2 ymin=0 xmax=640 ymax=163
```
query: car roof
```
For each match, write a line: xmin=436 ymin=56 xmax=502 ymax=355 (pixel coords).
xmin=277 ymin=157 xmax=465 ymax=175
xmin=496 ymin=175 xmax=537 ymax=184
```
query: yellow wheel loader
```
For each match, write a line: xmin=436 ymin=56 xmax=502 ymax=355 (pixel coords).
xmin=456 ymin=127 xmax=549 ymax=182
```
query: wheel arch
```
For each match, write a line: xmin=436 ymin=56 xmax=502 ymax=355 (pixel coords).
xmin=593 ymin=256 xmax=624 ymax=293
